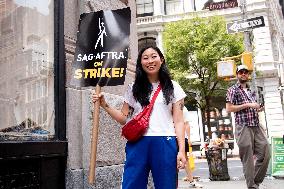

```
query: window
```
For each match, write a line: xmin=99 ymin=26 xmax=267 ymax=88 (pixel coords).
xmin=0 ymin=0 xmax=61 ymax=141
xmin=136 ymin=0 xmax=153 ymax=17
xmin=165 ymin=0 xmax=184 ymax=15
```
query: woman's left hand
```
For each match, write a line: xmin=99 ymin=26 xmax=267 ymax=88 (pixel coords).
xmin=177 ymin=151 xmax=186 ymax=169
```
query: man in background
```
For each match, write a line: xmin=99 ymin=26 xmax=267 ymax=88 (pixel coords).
xmin=226 ymin=65 xmax=270 ymax=189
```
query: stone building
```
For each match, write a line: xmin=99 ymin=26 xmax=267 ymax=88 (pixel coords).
xmin=136 ymin=0 xmax=284 ymax=148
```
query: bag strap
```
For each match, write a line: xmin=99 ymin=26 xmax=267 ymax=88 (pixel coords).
xmin=149 ymin=84 xmax=161 ymax=106
xmin=143 ymin=84 xmax=161 ymax=118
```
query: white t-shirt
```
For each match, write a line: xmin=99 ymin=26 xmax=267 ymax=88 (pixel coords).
xmin=243 ymin=88 xmax=254 ymax=101
xmin=124 ymin=80 xmax=186 ymax=136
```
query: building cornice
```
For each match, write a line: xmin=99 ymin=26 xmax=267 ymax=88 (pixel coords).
xmin=137 ymin=1 xmax=269 ymax=30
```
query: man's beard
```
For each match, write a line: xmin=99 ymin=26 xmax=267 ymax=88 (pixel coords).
xmin=239 ymin=78 xmax=247 ymax=84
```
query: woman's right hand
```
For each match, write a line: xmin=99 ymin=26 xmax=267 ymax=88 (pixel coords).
xmin=91 ymin=91 xmax=128 ymax=125
xmin=91 ymin=91 xmax=107 ymax=109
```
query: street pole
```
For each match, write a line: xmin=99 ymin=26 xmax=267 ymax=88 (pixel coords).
xmin=239 ymin=0 xmax=259 ymax=100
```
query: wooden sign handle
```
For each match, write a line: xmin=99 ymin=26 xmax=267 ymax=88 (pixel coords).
xmin=89 ymin=85 xmax=101 ymax=184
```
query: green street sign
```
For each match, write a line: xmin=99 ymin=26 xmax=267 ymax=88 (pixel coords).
xmin=271 ymin=137 xmax=284 ymax=176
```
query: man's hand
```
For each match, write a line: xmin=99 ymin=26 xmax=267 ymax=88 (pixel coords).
xmin=257 ymin=106 xmax=265 ymax=112
xmin=177 ymin=152 xmax=186 ymax=169
xmin=246 ymin=102 xmax=260 ymax=109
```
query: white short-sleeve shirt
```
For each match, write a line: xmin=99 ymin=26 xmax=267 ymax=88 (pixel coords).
xmin=124 ymin=80 xmax=186 ymax=136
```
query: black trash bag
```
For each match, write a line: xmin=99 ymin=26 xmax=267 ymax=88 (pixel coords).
xmin=205 ymin=148 xmax=230 ymax=181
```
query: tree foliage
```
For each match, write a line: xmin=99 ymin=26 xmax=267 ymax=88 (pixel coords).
xmin=163 ymin=16 xmax=244 ymax=138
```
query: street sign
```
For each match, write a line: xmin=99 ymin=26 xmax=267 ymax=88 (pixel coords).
xmin=226 ymin=16 xmax=265 ymax=34
xmin=204 ymin=0 xmax=238 ymax=11
xmin=271 ymin=137 xmax=284 ymax=176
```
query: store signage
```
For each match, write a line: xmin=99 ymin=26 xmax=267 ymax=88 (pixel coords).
xmin=204 ymin=0 xmax=238 ymax=11
xmin=71 ymin=8 xmax=131 ymax=87
xmin=226 ymin=16 xmax=265 ymax=34
xmin=271 ymin=137 xmax=284 ymax=176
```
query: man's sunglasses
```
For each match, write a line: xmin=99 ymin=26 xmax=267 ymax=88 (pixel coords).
xmin=238 ymin=70 xmax=249 ymax=75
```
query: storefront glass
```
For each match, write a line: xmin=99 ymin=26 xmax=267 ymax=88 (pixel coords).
xmin=0 ymin=0 xmax=55 ymax=141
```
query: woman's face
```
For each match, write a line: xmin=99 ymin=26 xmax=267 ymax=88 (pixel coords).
xmin=140 ymin=48 xmax=163 ymax=76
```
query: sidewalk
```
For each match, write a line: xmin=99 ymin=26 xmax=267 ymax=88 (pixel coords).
xmin=177 ymin=156 xmax=284 ymax=189
xmin=178 ymin=171 xmax=284 ymax=189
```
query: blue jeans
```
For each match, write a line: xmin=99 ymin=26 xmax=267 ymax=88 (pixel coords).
xmin=122 ymin=136 xmax=178 ymax=189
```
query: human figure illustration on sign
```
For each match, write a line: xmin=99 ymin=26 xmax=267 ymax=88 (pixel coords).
xmin=95 ymin=18 xmax=107 ymax=49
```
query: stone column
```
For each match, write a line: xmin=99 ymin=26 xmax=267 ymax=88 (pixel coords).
xmin=156 ymin=28 xmax=164 ymax=53
xmin=65 ymin=0 xmax=137 ymax=188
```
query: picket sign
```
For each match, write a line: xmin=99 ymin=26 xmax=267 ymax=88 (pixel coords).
xmin=71 ymin=8 xmax=131 ymax=184
xmin=89 ymin=85 xmax=101 ymax=184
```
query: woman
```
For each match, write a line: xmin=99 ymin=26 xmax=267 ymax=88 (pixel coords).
xmin=183 ymin=107 xmax=203 ymax=188
xmin=92 ymin=46 xmax=186 ymax=189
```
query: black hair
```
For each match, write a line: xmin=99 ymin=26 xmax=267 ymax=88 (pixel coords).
xmin=132 ymin=46 xmax=174 ymax=107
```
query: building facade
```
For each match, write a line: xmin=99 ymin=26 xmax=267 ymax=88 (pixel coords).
xmin=136 ymin=0 xmax=284 ymax=146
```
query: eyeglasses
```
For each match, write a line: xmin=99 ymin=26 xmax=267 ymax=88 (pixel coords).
xmin=238 ymin=70 xmax=249 ymax=75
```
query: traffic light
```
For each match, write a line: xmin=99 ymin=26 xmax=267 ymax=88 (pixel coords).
xmin=241 ymin=52 xmax=253 ymax=71
xmin=217 ymin=60 xmax=236 ymax=78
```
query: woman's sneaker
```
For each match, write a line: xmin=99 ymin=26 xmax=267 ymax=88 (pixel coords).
xmin=189 ymin=181 xmax=203 ymax=188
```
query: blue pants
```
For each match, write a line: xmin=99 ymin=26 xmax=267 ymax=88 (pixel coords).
xmin=122 ymin=136 xmax=178 ymax=189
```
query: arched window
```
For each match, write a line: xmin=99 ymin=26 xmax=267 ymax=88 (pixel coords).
xmin=138 ymin=37 xmax=156 ymax=52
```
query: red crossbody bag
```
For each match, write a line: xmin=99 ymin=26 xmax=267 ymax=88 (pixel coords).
xmin=121 ymin=84 xmax=161 ymax=142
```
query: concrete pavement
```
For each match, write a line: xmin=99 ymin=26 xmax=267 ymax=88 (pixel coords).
xmin=178 ymin=175 xmax=284 ymax=189
xmin=177 ymin=157 xmax=284 ymax=189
